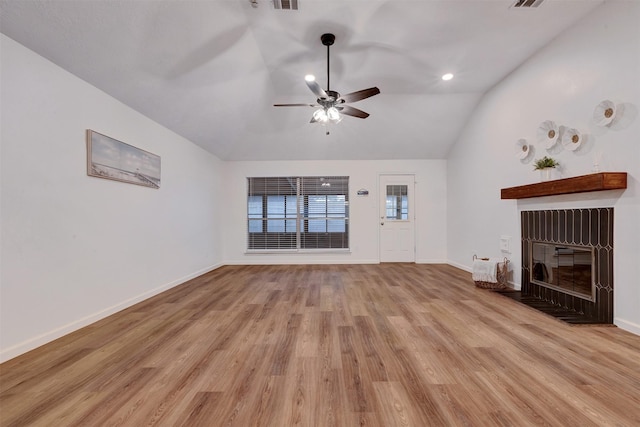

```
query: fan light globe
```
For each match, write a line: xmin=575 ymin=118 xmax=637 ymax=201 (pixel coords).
xmin=313 ymin=108 xmax=328 ymax=123
xmin=327 ymin=107 xmax=341 ymax=122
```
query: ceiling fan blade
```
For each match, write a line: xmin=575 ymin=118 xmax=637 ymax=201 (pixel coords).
xmin=338 ymin=105 xmax=370 ymax=119
xmin=339 ymin=87 xmax=380 ymax=103
xmin=273 ymin=103 xmax=317 ymax=107
xmin=305 ymin=77 xmax=328 ymax=99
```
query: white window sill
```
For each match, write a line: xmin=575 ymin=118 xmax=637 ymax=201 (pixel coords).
xmin=245 ymin=249 xmax=351 ymax=255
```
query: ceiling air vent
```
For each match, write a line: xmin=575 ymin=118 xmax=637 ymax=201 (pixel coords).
xmin=511 ymin=0 xmax=544 ymax=8
xmin=273 ymin=0 xmax=298 ymax=10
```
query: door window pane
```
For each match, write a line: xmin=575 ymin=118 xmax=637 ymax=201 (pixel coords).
xmin=386 ymin=185 xmax=408 ymax=220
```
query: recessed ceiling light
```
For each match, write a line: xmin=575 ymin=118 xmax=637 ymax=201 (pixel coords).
xmin=305 ymin=74 xmax=316 ymax=82
xmin=442 ymin=73 xmax=454 ymax=81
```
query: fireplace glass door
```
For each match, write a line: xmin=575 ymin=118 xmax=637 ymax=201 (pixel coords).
xmin=530 ymin=242 xmax=595 ymax=301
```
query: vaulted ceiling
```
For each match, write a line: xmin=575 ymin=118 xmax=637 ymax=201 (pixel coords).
xmin=1 ymin=0 xmax=604 ymax=161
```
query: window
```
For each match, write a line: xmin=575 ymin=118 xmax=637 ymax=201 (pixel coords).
xmin=247 ymin=176 xmax=349 ymax=250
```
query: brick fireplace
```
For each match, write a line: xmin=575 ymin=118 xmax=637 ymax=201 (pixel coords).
xmin=521 ymin=208 xmax=614 ymax=323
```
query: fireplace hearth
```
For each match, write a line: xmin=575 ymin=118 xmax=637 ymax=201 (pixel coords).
xmin=520 ymin=208 xmax=613 ymax=324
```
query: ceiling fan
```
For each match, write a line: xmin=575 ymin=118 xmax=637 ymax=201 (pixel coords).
xmin=274 ymin=33 xmax=380 ymax=127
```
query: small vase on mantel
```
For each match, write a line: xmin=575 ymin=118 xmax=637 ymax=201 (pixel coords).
xmin=533 ymin=156 xmax=559 ymax=182
xmin=540 ymin=168 xmax=553 ymax=182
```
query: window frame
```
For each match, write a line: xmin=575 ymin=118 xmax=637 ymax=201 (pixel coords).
xmin=246 ymin=176 xmax=349 ymax=252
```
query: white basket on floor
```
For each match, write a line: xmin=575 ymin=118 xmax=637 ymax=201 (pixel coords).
xmin=473 ymin=256 xmax=509 ymax=289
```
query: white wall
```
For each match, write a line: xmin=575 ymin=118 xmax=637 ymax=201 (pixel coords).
xmin=3 ymin=2 xmax=638 ymax=364
xmin=222 ymin=160 xmax=447 ymax=265
xmin=447 ymin=1 xmax=640 ymax=334
xmin=0 ymin=35 xmax=224 ymax=362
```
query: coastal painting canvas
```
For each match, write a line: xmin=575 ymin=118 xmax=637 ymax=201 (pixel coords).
xmin=87 ymin=130 xmax=160 ymax=188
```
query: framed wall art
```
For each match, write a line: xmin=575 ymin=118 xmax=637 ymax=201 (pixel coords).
xmin=86 ymin=130 xmax=160 ymax=188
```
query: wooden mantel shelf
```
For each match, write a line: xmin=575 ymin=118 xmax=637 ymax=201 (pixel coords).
xmin=501 ymin=172 xmax=627 ymax=199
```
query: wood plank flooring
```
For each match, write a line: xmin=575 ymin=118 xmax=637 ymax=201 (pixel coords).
xmin=1 ymin=264 xmax=640 ymax=426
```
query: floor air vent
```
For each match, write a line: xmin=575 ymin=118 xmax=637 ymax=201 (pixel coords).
xmin=512 ymin=0 xmax=544 ymax=7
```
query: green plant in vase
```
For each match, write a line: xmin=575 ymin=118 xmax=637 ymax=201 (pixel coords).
xmin=533 ymin=156 xmax=559 ymax=170
xmin=533 ymin=156 xmax=559 ymax=181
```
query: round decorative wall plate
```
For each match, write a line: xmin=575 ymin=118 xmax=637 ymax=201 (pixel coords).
xmin=537 ymin=120 xmax=560 ymax=149
xmin=593 ymin=100 xmax=616 ymax=126
xmin=561 ymin=128 xmax=582 ymax=151
xmin=514 ymin=138 xmax=530 ymax=159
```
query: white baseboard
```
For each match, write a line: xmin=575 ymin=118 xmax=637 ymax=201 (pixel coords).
xmin=447 ymin=260 xmax=471 ymax=272
xmin=614 ymin=317 xmax=640 ymax=336
xmin=226 ymin=259 xmax=380 ymax=265
xmin=416 ymin=259 xmax=448 ymax=264
xmin=0 ymin=262 xmax=223 ymax=363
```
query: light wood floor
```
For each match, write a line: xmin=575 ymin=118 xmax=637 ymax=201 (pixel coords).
xmin=2 ymin=264 xmax=640 ymax=426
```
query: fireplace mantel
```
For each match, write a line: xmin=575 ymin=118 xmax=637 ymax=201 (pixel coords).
xmin=501 ymin=172 xmax=627 ymax=199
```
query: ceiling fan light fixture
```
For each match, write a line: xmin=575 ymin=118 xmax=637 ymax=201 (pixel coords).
xmin=327 ymin=107 xmax=341 ymax=122
xmin=313 ymin=108 xmax=328 ymax=123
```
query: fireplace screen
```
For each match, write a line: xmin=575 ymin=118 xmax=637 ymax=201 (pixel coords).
xmin=530 ymin=242 xmax=595 ymax=301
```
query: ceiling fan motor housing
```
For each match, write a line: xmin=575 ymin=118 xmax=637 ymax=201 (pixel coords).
xmin=318 ymin=90 xmax=341 ymax=106
xmin=321 ymin=33 xmax=335 ymax=46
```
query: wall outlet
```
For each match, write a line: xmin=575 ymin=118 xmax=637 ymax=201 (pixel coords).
xmin=500 ymin=235 xmax=511 ymax=253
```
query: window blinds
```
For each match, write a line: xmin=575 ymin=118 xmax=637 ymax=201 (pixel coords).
xmin=247 ymin=176 xmax=349 ymax=250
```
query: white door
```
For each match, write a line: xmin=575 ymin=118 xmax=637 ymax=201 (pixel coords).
xmin=379 ymin=174 xmax=415 ymax=262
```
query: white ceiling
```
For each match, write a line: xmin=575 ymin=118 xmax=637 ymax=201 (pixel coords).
xmin=0 ymin=0 xmax=604 ymax=161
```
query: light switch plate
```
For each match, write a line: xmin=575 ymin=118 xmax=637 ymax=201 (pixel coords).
xmin=500 ymin=235 xmax=511 ymax=253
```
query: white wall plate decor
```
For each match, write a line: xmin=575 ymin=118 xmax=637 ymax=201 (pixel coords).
xmin=514 ymin=138 xmax=530 ymax=159
xmin=537 ymin=120 xmax=560 ymax=149
xmin=593 ymin=100 xmax=616 ymax=126
xmin=561 ymin=128 xmax=583 ymax=151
